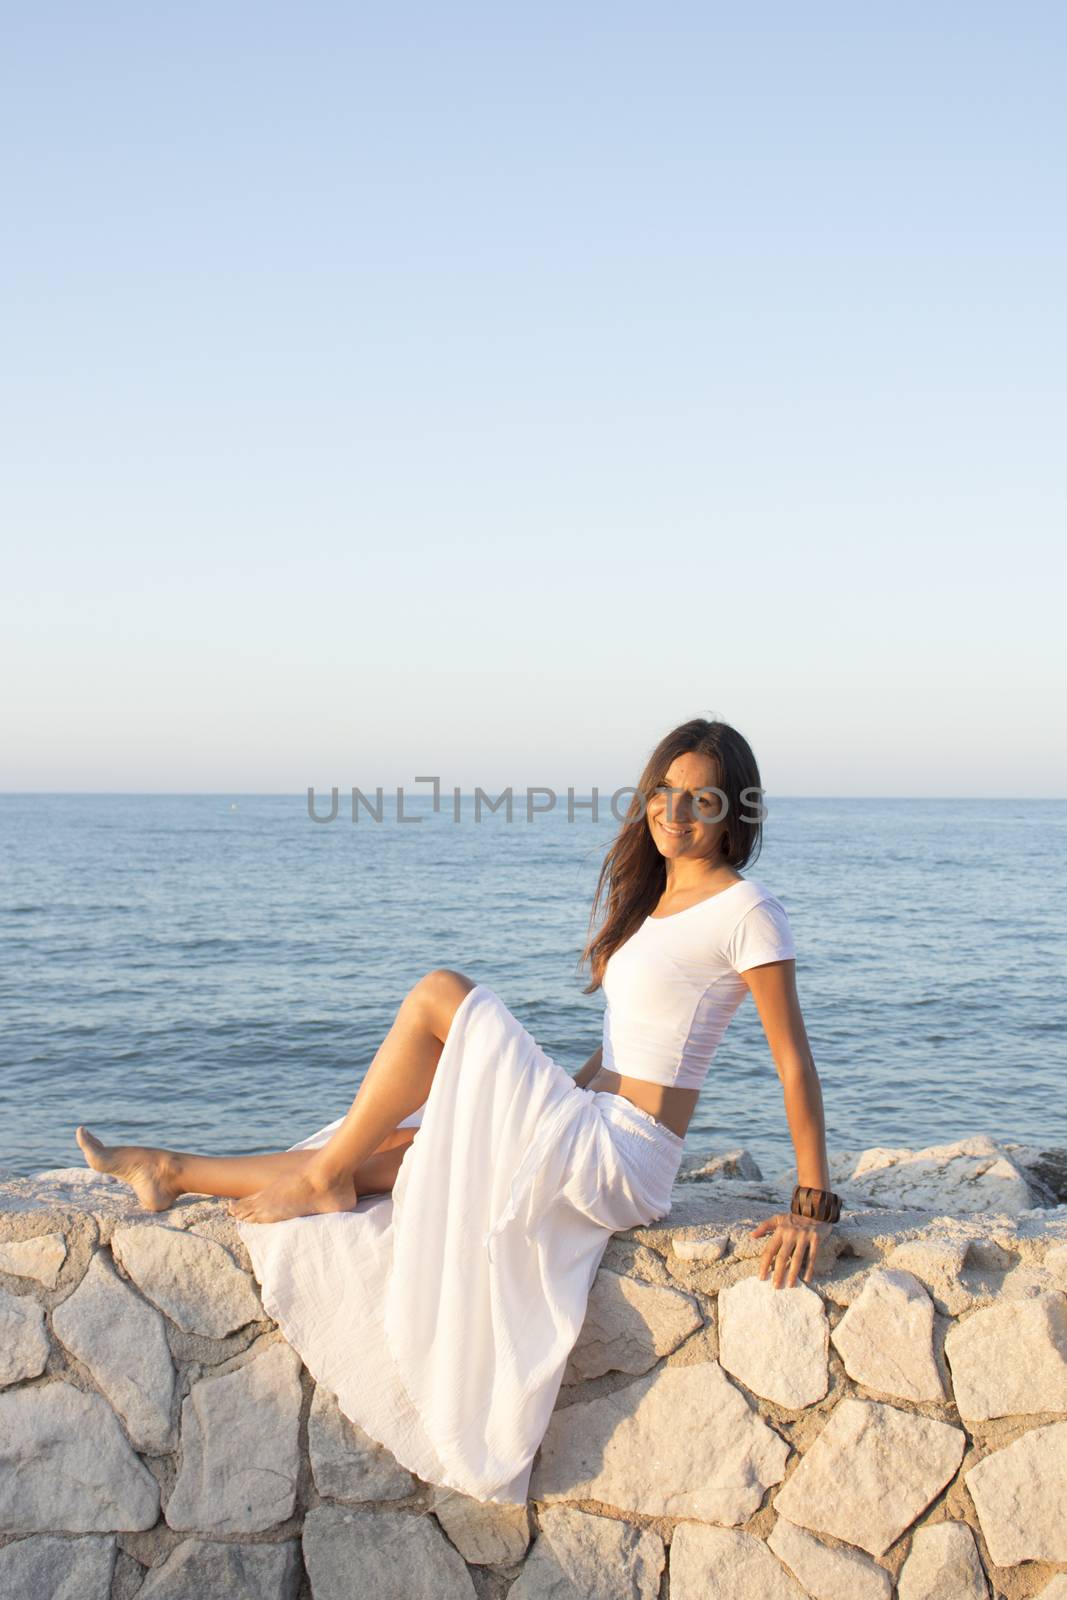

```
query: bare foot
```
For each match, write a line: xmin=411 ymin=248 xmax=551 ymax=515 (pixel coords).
xmin=75 ymin=1126 xmax=183 ymax=1212
xmin=229 ymin=1167 xmax=359 ymax=1225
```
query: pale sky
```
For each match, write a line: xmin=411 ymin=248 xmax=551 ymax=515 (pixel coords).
xmin=2 ymin=4 xmax=1064 ymax=797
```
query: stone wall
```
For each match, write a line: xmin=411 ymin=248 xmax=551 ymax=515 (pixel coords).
xmin=1 ymin=1144 xmax=1066 ymax=1600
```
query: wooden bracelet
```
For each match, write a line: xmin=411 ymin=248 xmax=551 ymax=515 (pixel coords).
xmin=790 ymin=1184 xmax=842 ymax=1223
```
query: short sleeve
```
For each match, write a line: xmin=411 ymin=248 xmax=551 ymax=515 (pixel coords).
xmin=725 ymin=895 xmax=796 ymax=974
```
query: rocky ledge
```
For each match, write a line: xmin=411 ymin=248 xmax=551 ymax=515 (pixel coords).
xmin=0 ymin=1136 xmax=1065 ymax=1600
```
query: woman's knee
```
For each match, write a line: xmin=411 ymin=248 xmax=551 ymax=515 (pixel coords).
xmin=407 ymin=968 xmax=476 ymax=1039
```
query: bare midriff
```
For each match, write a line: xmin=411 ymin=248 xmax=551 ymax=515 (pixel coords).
xmin=587 ymin=1067 xmax=699 ymax=1141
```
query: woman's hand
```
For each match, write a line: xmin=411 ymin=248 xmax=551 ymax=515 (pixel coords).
xmin=749 ymin=1212 xmax=833 ymax=1289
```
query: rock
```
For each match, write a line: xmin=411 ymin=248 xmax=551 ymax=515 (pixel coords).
xmin=0 ymin=1284 xmax=50 ymax=1385
xmin=506 ymin=1534 xmax=575 ymax=1599
xmin=13 ymin=1167 xmax=149 ymax=1219
xmin=896 ymin=1520 xmax=986 ymax=1600
xmin=0 ymin=1230 xmax=67 ymax=1286
xmin=302 ymin=1505 xmax=476 ymax=1599
xmin=884 ymin=1238 xmax=970 ymax=1315
xmin=718 ymin=1276 xmax=829 ymax=1408
xmin=830 ymin=1270 xmax=945 ymax=1402
xmin=136 ymin=1537 xmax=301 ymax=1599
xmin=308 ymin=1382 xmax=416 ymax=1502
xmin=773 ymin=1399 xmax=966 ymax=1558
xmin=678 ymin=1149 xmax=764 ymax=1182
xmin=669 ymin=1524 xmax=807 ymax=1600
xmin=1045 ymin=1244 xmax=1067 ymax=1287
xmin=540 ymin=1506 xmax=663 ymax=1598
xmin=530 ymin=1361 xmax=790 ymax=1523
xmin=767 ymin=1517 xmax=893 ymax=1600
xmin=432 ymin=1486 xmax=530 ymax=1565
xmin=0 ymin=1381 xmax=159 ymax=1532
xmin=166 ymin=1341 xmax=303 ymax=1534
xmin=796 ymin=1136 xmax=1036 ymax=1215
xmin=1035 ymin=1579 xmax=1067 ymax=1599
xmin=944 ymin=1292 xmax=1067 ymax=1419
xmin=1004 ymin=1143 xmax=1067 ymax=1205
xmin=964 ymin=1419 xmax=1067 ymax=1565
xmin=563 ymin=1269 xmax=703 ymax=1382
xmin=508 ymin=1507 xmax=664 ymax=1599
xmin=672 ymin=1232 xmax=730 ymax=1261
xmin=110 ymin=1223 xmax=262 ymax=1337
xmin=52 ymin=1253 xmax=177 ymax=1451
xmin=0 ymin=1534 xmax=116 ymax=1600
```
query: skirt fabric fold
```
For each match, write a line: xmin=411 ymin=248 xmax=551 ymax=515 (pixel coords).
xmin=236 ymin=982 xmax=685 ymax=1505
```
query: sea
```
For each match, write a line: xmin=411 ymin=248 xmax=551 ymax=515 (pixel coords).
xmin=1 ymin=793 xmax=1064 ymax=1181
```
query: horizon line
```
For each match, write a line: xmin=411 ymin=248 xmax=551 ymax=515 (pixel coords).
xmin=1 ymin=790 xmax=1064 ymax=803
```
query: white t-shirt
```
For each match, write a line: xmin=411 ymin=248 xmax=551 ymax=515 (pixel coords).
xmin=600 ymin=876 xmax=796 ymax=1090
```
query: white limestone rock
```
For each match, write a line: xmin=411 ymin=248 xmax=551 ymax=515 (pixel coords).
xmin=791 ymin=1136 xmax=1035 ymax=1215
xmin=884 ymin=1238 xmax=971 ymax=1315
xmin=166 ymin=1341 xmax=303 ymax=1534
xmin=136 ymin=1537 xmax=301 ymax=1599
xmin=678 ymin=1149 xmax=764 ymax=1182
xmin=0 ymin=1284 xmax=50 ymax=1385
xmin=0 ymin=1381 xmax=159 ymax=1532
xmin=539 ymin=1504 xmax=664 ymax=1597
xmin=563 ymin=1268 xmax=702 ymax=1382
xmin=896 ymin=1520 xmax=987 ymax=1600
xmin=944 ymin=1292 xmax=1067 ymax=1419
xmin=1035 ymin=1579 xmax=1067 ymax=1599
xmin=52 ymin=1252 xmax=177 ymax=1452
xmin=0 ymin=1230 xmax=67 ymax=1286
xmin=506 ymin=1534 xmax=577 ymax=1600
xmin=432 ymin=1486 xmax=530 ymax=1565
xmin=507 ymin=1506 xmax=663 ymax=1600
xmin=308 ymin=1382 xmax=417 ymax=1502
xmin=773 ymin=1398 xmax=966 ymax=1557
xmin=672 ymin=1232 xmax=730 ymax=1261
xmin=16 ymin=1167 xmax=150 ymax=1219
xmin=669 ymin=1524 xmax=807 ymax=1600
xmin=302 ymin=1505 xmax=476 ymax=1599
xmin=767 ymin=1517 xmax=893 ymax=1600
xmin=964 ymin=1419 xmax=1067 ymax=1565
xmin=718 ymin=1275 xmax=829 ymax=1408
xmin=0 ymin=1534 xmax=116 ymax=1600
xmin=530 ymin=1361 xmax=790 ymax=1523
xmin=830 ymin=1269 xmax=945 ymax=1402
xmin=110 ymin=1223 xmax=262 ymax=1337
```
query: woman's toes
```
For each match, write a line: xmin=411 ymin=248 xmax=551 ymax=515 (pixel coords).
xmin=76 ymin=1126 xmax=114 ymax=1174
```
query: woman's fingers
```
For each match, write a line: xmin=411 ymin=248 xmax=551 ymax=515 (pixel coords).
xmin=803 ymin=1229 xmax=821 ymax=1281
xmin=751 ymin=1214 xmax=832 ymax=1289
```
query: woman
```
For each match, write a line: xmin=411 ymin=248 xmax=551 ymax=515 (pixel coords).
xmin=75 ymin=716 xmax=838 ymax=1506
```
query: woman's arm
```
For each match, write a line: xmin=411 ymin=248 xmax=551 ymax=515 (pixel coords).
xmin=744 ymin=959 xmax=830 ymax=1190
xmin=573 ymin=1045 xmax=603 ymax=1088
xmin=741 ymin=959 xmax=835 ymax=1289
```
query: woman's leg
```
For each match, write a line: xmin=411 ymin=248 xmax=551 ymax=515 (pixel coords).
xmin=75 ymin=968 xmax=476 ymax=1222
xmin=74 ymin=1125 xmax=417 ymax=1212
xmin=230 ymin=968 xmax=476 ymax=1223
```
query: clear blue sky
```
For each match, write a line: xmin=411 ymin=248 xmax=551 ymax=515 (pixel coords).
xmin=2 ymin=4 xmax=1064 ymax=796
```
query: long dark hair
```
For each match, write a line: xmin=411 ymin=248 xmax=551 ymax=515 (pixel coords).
xmin=578 ymin=718 xmax=764 ymax=993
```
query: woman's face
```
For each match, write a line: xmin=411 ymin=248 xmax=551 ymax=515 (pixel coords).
xmin=646 ymin=751 xmax=727 ymax=863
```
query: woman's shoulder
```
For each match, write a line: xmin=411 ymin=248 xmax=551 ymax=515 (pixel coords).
xmin=738 ymin=875 xmax=790 ymax=906
xmin=721 ymin=878 xmax=797 ymax=968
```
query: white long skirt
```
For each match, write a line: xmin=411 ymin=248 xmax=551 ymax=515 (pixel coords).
xmin=236 ymin=983 xmax=685 ymax=1506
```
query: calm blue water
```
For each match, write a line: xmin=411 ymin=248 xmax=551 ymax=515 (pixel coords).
xmin=1 ymin=794 xmax=1064 ymax=1180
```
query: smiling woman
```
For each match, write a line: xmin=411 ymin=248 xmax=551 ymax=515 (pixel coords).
xmin=578 ymin=720 xmax=839 ymax=1284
